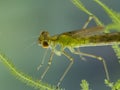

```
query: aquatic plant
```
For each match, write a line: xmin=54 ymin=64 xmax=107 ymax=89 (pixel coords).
xmin=80 ymin=80 xmax=89 ymax=90
xmin=105 ymin=79 xmax=120 ymax=90
xmin=94 ymin=0 xmax=120 ymax=63
xmin=0 ymin=53 xmax=61 ymax=90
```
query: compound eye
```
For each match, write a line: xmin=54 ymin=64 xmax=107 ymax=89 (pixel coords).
xmin=42 ymin=41 xmax=49 ymax=48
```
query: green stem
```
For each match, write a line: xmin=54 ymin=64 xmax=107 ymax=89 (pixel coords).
xmin=0 ymin=53 xmax=60 ymax=90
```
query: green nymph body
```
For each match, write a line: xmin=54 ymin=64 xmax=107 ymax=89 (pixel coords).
xmin=56 ymin=31 xmax=120 ymax=48
xmin=38 ymin=26 xmax=119 ymax=86
xmin=38 ymin=26 xmax=120 ymax=49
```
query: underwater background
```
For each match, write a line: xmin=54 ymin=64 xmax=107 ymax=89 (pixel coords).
xmin=0 ymin=0 xmax=120 ymax=90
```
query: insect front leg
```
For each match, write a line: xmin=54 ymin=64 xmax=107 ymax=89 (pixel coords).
xmin=40 ymin=50 xmax=54 ymax=80
xmin=37 ymin=49 xmax=49 ymax=70
xmin=70 ymin=48 xmax=110 ymax=81
xmin=40 ymin=48 xmax=63 ymax=81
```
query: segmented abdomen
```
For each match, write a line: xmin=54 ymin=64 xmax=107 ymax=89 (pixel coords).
xmin=80 ymin=32 xmax=120 ymax=47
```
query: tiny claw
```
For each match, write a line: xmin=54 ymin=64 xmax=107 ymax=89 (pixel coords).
xmin=81 ymin=56 xmax=86 ymax=61
xmin=55 ymin=85 xmax=59 ymax=90
xmin=39 ymin=79 xmax=42 ymax=82
xmin=79 ymin=55 xmax=86 ymax=61
xmin=37 ymin=64 xmax=42 ymax=71
xmin=37 ymin=67 xmax=40 ymax=71
xmin=56 ymin=82 xmax=60 ymax=90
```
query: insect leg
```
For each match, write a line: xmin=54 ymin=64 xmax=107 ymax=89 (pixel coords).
xmin=76 ymin=48 xmax=86 ymax=61
xmin=37 ymin=49 xmax=48 ymax=70
xmin=40 ymin=51 xmax=54 ymax=80
xmin=82 ymin=15 xmax=93 ymax=29
xmin=82 ymin=15 xmax=104 ymax=29
xmin=77 ymin=15 xmax=94 ymax=60
xmin=70 ymin=48 xmax=110 ymax=81
xmin=57 ymin=51 xmax=74 ymax=87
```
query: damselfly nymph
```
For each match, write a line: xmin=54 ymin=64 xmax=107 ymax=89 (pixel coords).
xmin=37 ymin=16 xmax=120 ymax=88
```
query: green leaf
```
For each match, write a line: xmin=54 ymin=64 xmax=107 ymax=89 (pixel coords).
xmin=80 ymin=80 xmax=90 ymax=90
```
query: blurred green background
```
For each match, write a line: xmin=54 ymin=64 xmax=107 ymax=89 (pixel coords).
xmin=0 ymin=0 xmax=120 ymax=90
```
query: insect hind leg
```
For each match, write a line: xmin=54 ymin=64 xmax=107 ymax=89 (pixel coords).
xmin=70 ymin=48 xmax=110 ymax=81
xmin=77 ymin=15 xmax=96 ymax=61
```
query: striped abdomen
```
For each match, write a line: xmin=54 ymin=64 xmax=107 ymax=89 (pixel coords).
xmin=79 ymin=32 xmax=120 ymax=47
